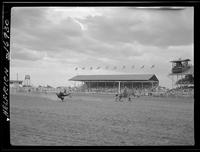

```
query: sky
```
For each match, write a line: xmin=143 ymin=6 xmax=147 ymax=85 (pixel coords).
xmin=10 ymin=7 xmax=194 ymax=88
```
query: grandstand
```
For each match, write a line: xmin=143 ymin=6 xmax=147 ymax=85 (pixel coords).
xmin=69 ymin=74 xmax=159 ymax=94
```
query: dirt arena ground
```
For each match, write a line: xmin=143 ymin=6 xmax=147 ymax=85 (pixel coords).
xmin=10 ymin=92 xmax=194 ymax=146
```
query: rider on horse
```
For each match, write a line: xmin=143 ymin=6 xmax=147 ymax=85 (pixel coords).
xmin=115 ymin=86 xmax=131 ymax=101
xmin=123 ymin=87 xmax=128 ymax=97
xmin=56 ymin=88 xmax=72 ymax=102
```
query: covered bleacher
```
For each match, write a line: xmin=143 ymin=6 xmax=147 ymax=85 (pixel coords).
xmin=69 ymin=74 xmax=159 ymax=94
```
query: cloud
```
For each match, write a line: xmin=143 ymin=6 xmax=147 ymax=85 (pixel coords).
xmin=11 ymin=7 xmax=83 ymax=54
xmin=11 ymin=7 xmax=193 ymax=60
xmin=10 ymin=7 xmax=193 ymax=88
xmin=11 ymin=7 xmax=47 ymax=29
xmin=10 ymin=45 xmax=45 ymax=61
xmin=80 ymin=7 xmax=193 ymax=47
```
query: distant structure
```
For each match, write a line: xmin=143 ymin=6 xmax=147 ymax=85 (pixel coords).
xmin=169 ymin=58 xmax=193 ymax=88
xmin=10 ymin=80 xmax=23 ymax=88
xmin=10 ymin=73 xmax=23 ymax=88
xmin=69 ymin=74 xmax=159 ymax=94
xmin=24 ymin=75 xmax=31 ymax=87
xmin=170 ymin=58 xmax=191 ymax=74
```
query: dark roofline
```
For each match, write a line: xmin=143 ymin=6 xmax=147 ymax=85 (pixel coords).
xmin=10 ymin=80 xmax=23 ymax=83
xmin=69 ymin=74 xmax=159 ymax=82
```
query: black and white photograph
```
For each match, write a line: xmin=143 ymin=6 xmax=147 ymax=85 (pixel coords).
xmin=9 ymin=6 xmax=194 ymax=146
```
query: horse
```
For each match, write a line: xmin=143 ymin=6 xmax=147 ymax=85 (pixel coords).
xmin=115 ymin=92 xmax=131 ymax=102
xmin=56 ymin=91 xmax=72 ymax=102
xmin=115 ymin=88 xmax=139 ymax=102
xmin=115 ymin=88 xmax=132 ymax=102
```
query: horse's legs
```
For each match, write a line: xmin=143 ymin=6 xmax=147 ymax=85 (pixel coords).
xmin=115 ymin=94 xmax=118 ymax=102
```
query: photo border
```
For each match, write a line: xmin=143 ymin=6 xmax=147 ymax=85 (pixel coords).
xmin=1 ymin=0 xmax=199 ymax=151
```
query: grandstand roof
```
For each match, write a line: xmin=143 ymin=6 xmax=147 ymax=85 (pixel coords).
xmin=170 ymin=58 xmax=191 ymax=63
xmin=69 ymin=74 xmax=159 ymax=82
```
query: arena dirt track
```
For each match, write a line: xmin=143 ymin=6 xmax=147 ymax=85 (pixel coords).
xmin=10 ymin=92 xmax=194 ymax=146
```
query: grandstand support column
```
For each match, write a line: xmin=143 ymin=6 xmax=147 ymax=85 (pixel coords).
xmin=118 ymin=81 xmax=121 ymax=94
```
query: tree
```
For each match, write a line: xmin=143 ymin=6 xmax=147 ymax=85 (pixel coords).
xmin=176 ymin=74 xmax=194 ymax=85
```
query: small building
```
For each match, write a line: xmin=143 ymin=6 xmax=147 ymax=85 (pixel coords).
xmin=24 ymin=75 xmax=31 ymax=87
xmin=10 ymin=80 xmax=23 ymax=88
xmin=69 ymin=74 xmax=159 ymax=93
xmin=170 ymin=58 xmax=191 ymax=74
xmin=169 ymin=58 xmax=193 ymax=89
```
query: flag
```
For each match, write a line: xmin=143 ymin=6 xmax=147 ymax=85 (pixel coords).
xmin=151 ymin=65 xmax=155 ymax=68
xmin=75 ymin=67 xmax=78 ymax=70
xmin=131 ymin=65 xmax=135 ymax=69
xmin=90 ymin=67 xmax=93 ymax=70
xmin=141 ymin=65 xmax=144 ymax=69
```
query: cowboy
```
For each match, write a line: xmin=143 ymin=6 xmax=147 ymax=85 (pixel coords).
xmin=59 ymin=90 xmax=64 ymax=96
xmin=123 ymin=86 xmax=128 ymax=97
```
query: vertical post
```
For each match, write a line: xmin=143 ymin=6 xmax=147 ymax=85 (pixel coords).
xmin=83 ymin=81 xmax=85 ymax=92
xmin=118 ymin=81 xmax=121 ymax=94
